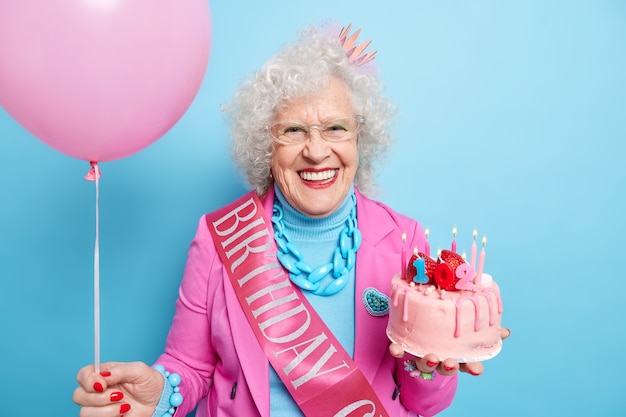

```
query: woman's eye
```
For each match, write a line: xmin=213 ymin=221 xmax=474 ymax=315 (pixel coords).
xmin=326 ymin=124 xmax=348 ymax=132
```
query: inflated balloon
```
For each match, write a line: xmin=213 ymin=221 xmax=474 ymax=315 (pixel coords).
xmin=0 ymin=0 xmax=211 ymax=162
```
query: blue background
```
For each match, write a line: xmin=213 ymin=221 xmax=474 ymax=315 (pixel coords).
xmin=1 ymin=1 xmax=625 ymax=416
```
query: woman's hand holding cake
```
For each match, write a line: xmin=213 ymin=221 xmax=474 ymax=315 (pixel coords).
xmin=389 ymin=326 xmax=511 ymax=378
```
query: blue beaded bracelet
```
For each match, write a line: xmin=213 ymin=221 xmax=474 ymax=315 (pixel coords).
xmin=153 ymin=365 xmax=183 ymax=416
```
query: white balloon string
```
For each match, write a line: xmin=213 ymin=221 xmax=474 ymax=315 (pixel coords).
xmin=93 ymin=162 xmax=101 ymax=373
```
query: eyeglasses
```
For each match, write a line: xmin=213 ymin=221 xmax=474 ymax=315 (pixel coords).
xmin=267 ymin=115 xmax=365 ymax=145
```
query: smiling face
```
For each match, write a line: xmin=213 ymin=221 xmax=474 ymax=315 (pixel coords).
xmin=270 ymin=77 xmax=359 ymax=218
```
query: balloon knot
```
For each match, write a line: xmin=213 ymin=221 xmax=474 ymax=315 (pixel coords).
xmin=85 ymin=161 xmax=101 ymax=181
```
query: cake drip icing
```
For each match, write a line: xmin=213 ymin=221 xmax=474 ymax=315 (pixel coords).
xmin=391 ymin=281 xmax=502 ymax=340
xmin=387 ymin=274 xmax=503 ymax=362
xmin=454 ymin=287 xmax=502 ymax=337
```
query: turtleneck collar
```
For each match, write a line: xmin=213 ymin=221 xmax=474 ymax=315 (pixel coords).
xmin=273 ymin=183 xmax=355 ymax=242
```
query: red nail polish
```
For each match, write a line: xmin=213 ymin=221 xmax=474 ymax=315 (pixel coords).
xmin=120 ymin=404 xmax=131 ymax=414
xmin=444 ymin=366 xmax=456 ymax=372
xmin=426 ymin=361 xmax=438 ymax=367
xmin=93 ymin=382 xmax=104 ymax=393
xmin=100 ymin=371 xmax=111 ymax=377
xmin=110 ymin=391 xmax=124 ymax=402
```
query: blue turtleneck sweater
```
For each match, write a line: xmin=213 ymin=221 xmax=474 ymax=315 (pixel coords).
xmin=270 ymin=184 xmax=357 ymax=415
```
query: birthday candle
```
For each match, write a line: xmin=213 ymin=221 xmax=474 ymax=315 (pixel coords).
xmin=413 ymin=257 xmax=428 ymax=284
xmin=401 ymin=232 xmax=407 ymax=279
xmin=470 ymin=229 xmax=477 ymax=269
xmin=424 ymin=228 xmax=430 ymax=257
xmin=451 ymin=226 xmax=457 ymax=252
xmin=475 ymin=236 xmax=487 ymax=286
xmin=455 ymin=263 xmax=475 ymax=290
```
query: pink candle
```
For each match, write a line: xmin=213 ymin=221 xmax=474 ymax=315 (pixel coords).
xmin=424 ymin=228 xmax=430 ymax=257
xmin=451 ymin=226 xmax=457 ymax=252
xmin=470 ymin=229 xmax=477 ymax=269
xmin=401 ymin=232 xmax=407 ymax=279
xmin=475 ymin=236 xmax=486 ymax=286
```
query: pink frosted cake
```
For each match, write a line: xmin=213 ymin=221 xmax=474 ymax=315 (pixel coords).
xmin=386 ymin=249 xmax=503 ymax=362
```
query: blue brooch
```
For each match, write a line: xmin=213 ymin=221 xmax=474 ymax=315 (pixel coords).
xmin=362 ymin=287 xmax=390 ymax=317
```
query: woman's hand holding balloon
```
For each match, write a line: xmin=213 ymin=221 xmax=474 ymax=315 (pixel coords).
xmin=73 ymin=362 xmax=164 ymax=417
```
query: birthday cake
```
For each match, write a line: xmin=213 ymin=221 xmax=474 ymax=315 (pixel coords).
xmin=386 ymin=243 xmax=503 ymax=363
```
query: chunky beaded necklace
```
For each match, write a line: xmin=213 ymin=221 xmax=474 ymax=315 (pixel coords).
xmin=271 ymin=193 xmax=362 ymax=296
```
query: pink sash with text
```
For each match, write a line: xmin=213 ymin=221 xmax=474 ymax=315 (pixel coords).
xmin=205 ymin=192 xmax=389 ymax=417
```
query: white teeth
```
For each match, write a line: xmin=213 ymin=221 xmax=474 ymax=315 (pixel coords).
xmin=299 ymin=170 xmax=336 ymax=181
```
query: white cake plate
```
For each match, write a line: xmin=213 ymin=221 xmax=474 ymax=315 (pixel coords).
xmin=387 ymin=332 xmax=503 ymax=363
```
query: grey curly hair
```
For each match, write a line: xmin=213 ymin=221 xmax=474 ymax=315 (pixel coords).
xmin=224 ymin=24 xmax=395 ymax=196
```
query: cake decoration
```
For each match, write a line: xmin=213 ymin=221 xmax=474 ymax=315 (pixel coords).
xmin=475 ymin=236 xmax=487 ymax=285
xmin=424 ymin=228 xmax=431 ymax=257
xmin=451 ymin=226 xmax=457 ymax=253
xmin=412 ymin=256 xmax=429 ymax=284
xmin=470 ymin=228 xmax=478 ymax=268
xmin=387 ymin=229 xmax=503 ymax=362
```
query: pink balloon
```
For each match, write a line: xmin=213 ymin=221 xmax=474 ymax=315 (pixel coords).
xmin=0 ymin=0 xmax=211 ymax=162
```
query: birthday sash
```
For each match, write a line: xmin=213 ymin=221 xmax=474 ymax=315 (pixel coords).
xmin=205 ymin=192 xmax=390 ymax=417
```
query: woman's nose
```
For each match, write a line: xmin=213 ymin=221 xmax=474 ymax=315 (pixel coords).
xmin=302 ymin=129 xmax=331 ymax=161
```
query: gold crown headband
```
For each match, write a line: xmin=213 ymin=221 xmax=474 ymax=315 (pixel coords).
xmin=339 ymin=24 xmax=377 ymax=66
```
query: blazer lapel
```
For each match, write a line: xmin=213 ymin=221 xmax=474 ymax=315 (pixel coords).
xmin=353 ymin=190 xmax=400 ymax=382
xmin=224 ymin=262 xmax=271 ymax=416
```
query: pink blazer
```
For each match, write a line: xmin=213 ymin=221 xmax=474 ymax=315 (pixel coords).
xmin=156 ymin=188 xmax=457 ymax=417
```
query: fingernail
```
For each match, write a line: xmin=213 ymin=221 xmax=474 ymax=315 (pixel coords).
xmin=93 ymin=382 xmax=104 ymax=393
xmin=100 ymin=371 xmax=111 ymax=377
xmin=120 ymin=403 xmax=131 ymax=414
xmin=468 ymin=369 xmax=481 ymax=376
xmin=444 ymin=366 xmax=456 ymax=372
xmin=426 ymin=361 xmax=438 ymax=367
xmin=110 ymin=391 xmax=124 ymax=402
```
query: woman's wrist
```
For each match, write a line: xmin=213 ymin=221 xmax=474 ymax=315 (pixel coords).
xmin=152 ymin=365 xmax=183 ymax=416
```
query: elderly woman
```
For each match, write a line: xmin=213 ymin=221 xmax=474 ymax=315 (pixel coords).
xmin=74 ymin=24 xmax=504 ymax=417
